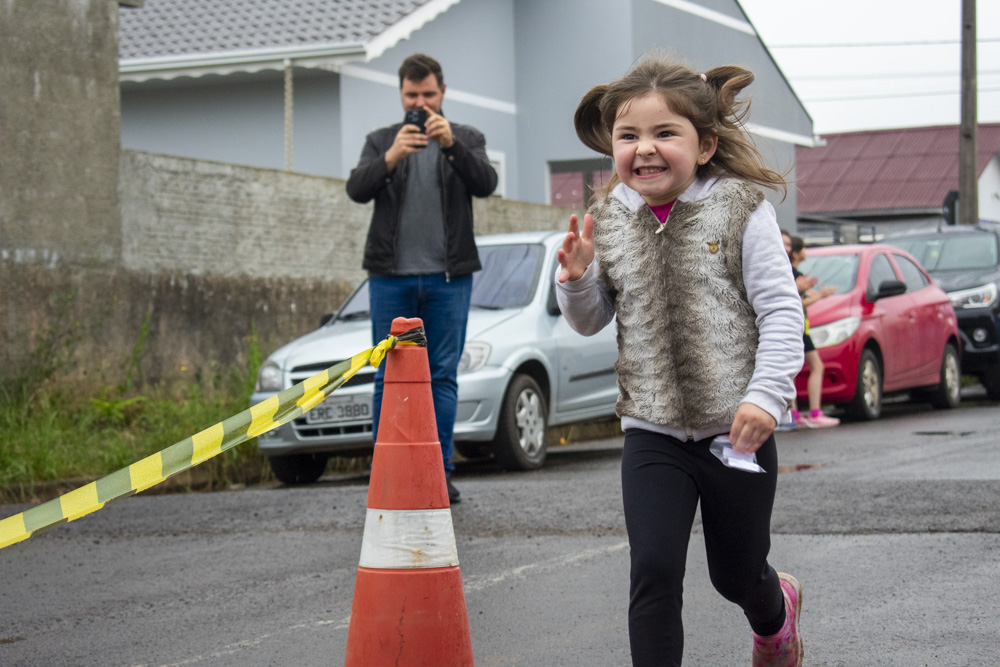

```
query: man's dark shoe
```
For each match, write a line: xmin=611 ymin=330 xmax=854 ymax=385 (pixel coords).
xmin=447 ymin=478 xmax=461 ymax=504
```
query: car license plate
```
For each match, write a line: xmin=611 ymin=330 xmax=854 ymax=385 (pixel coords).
xmin=305 ymin=395 xmax=372 ymax=425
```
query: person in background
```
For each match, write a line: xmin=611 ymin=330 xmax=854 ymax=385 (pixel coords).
xmin=346 ymin=53 xmax=498 ymax=503
xmin=788 ymin=235 xmax=839 ymax=428
xmin=557 ymin=54 xmax=805 ymax=666
xmin=775 ymin=229 xmax=815 ymax=432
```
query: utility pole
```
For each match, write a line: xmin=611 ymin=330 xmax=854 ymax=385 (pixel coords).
xmin=959 ymin=0 xmax=978 ymax=225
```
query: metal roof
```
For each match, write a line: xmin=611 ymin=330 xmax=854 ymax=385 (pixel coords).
xmin=795 ymin=124 xmax=1000 ymax=215
xmin=118 ymin=0 xmax=460 ymax=81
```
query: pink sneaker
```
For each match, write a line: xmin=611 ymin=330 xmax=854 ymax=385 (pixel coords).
xmin=752 ymin=572 xmax=803 ymax=666
xmin=802 ymin=411 xmax=839 ymax=428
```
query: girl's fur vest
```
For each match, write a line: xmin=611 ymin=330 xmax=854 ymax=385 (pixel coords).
xmin=590 ymin=179 xmax=766 ymax=430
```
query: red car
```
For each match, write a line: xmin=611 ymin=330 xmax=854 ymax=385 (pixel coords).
xmin=795 ymin=244 xmax=961 ymax=420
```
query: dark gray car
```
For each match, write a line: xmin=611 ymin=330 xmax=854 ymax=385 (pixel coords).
xmin=883 ymin=225 xmax=1000 ymax=399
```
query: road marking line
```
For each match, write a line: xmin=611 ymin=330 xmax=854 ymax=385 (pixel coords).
xmin=141 ymin=540 xmax=629 ymax=666
xmin=462 ymin=541 xmax=630 ymax=592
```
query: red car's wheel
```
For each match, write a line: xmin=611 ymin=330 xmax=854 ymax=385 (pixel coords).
xmin=846 ymin=348 xmax=882 ymax=420
xmin=929 ymin=344 xmax=961 ymax=409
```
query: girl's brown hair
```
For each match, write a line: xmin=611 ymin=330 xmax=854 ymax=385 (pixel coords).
xmin=575 ymin=54 xmax=788 ymax=199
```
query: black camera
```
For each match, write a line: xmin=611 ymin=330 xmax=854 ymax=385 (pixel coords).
xmin=403 ymin=108 xmax=428 ymax=133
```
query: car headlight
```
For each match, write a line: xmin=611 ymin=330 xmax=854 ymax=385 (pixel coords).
xmin=947 ymin=283 xmax=998 ymax=310
xmin=255 ymin=360 xmax=283 ymax=392
xmin=458 ymin=341 xmax=490 ymax=374
xmin=810 ymin=316 xmax=860 ymax=349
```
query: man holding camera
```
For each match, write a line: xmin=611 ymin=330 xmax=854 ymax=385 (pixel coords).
xmin=346 ymin=53 xmax=498 ymax=503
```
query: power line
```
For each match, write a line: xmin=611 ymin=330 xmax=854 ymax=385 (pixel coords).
xmin=794 ymin=69 xmax=1000 ymax=81
xmin=771 ymin=37 xmax=1000 ymax=49
xmin=804 ymin=86 xmax=1000 ymax=103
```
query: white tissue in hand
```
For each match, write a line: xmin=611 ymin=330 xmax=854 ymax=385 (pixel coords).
xmin=709 ymin=435 xmax=766 ymax=473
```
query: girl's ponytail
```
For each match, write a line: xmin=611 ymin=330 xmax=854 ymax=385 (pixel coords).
xmin=703 ymin=65 xmax=755 ymax=119
xmin=574 ymin=84 xmax=612 ymax=156
xmin=702 ymin=64 xmax=788 ymax=198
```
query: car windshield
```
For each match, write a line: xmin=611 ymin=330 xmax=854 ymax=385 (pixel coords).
xmin=798 ymin=252 xmax=860 ymax=294
xmin=336 ymin=281 xmax=370 ymax=321
xmin=471 ymin=243 xmax=544 ymax=309
xmin=884 ymin=234 xmax=999 ymax=271
xmin=332 ymin=242 xmax=545 ymax=321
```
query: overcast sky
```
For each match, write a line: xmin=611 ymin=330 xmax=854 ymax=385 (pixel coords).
xmin=738 ymin=0 xmax=1000 ymax=135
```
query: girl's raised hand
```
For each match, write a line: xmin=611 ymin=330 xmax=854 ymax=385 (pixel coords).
xmin=557 ymin=213 xmax=595 ymax=283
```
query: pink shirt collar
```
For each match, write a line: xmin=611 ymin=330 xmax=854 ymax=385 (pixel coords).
xmin=649 ymin=201 xmax=675 ymax=223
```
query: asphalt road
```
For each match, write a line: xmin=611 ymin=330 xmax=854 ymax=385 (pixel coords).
xmin=1 ymin=389 xmax=998 ymax=666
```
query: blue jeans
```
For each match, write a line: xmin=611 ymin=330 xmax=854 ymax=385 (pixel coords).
xmin=369 ymin=273 xmax=472 ymax=475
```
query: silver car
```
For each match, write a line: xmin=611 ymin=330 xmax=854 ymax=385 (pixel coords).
xmin=251 ymin=231 xmax=620 ymax=484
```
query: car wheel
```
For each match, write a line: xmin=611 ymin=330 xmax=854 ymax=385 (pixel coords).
xmin=846 ymin=348 xmax=882 ymax=420
xmin=982 ymin=366 xmax=1000 ymax=401
xmin=455 ymin=442 xmax=492 ymax=460
xmin=268 ymin=453 xmax=328 ymax=485
xmin=929 ymin=344 xmax=961 ymax=409
xmin=493 ymin=374 xmax=548 ymax=471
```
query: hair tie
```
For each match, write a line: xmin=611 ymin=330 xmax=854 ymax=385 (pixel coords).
xmin=700 ymin=73 xmax=707 ymax=82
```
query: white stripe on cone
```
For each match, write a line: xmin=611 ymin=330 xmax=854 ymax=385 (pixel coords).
xmin=358 ymin=508 xmax=459 ymax=569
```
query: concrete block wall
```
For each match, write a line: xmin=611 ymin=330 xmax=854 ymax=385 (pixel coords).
xmin=119 ymin=150 xmax=579 ymax=285
xmin=4 ymin=149 xmax=582 ymax=387
xmin=119 ymin=151 xmax=369 ymax=285
xmin=0 ymin=262 xmax=350 ymax=387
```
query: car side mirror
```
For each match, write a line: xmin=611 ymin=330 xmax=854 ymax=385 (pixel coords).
xmin=871 ymin=279 xmax=906 ymax=301
xmin=547 ymin=283 xmax=561 ymax=316
xmin=319 ymin=312 xmax=334 ymax=327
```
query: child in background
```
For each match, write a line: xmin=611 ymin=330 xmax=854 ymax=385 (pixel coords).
xmin=556 ymin=54 xmax=805 ymax=666
xmin=789 ymin=235 xmax=839 ymax=428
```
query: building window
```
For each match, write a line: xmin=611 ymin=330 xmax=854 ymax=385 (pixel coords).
xmin=549 ymin=159 xmax=613 ymax=209
xmin=487 ymin=150 xmax=505 ymax=198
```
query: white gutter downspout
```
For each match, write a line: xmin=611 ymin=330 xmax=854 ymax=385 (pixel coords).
xmin=284 ymin=59 xmax=293 ymax=171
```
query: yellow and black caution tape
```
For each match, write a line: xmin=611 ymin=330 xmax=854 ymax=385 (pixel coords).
xmin=0 ymin=326 xmax=427 ymax=551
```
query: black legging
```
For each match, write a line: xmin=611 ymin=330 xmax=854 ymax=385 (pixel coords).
xmin=621 ymin=429 xmax=786 ymax=666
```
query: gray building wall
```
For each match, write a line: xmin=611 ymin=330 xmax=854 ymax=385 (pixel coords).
xmin=118 ymin=0 xmax=812 ymax=219
xmin=119 ymin=72 xmax=299 ymax=177
xmin=512 ymin=0 xmax=634 ymax=207
xmin=122 ymin=71 xmax=343 ymax=179
xmin=123 ymin=75 xmax=286 ymax=172
xmin=1 ymin=0 xmax=122 ymax=267
xmin=627 ymin=0 xmax=808 ymax=224
xmin=509 ymin=0 xmax=808 ymax=227
xmin=120 ymin=0 xmax=521 ymax=197
xmin=339 ymin=0 xmax=519 ymax=195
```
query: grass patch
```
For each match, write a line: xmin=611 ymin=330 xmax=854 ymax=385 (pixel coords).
xmin=0 ymin=317 xmax=276 ymax=505
xmin=0 ymin=366 xmax=276 ymax=505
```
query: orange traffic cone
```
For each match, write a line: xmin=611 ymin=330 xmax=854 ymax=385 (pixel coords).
xmin=344 ymin=317 xmax=475 ymax=666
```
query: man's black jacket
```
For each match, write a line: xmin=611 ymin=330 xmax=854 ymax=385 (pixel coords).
xmin=346 ymin=120 xmax=498 ymax=276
